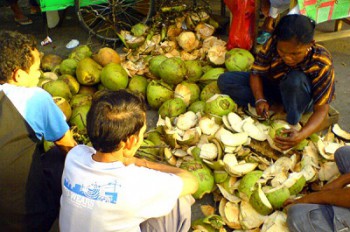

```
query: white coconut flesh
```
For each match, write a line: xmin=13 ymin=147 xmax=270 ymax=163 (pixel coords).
xmin=332 ymin=123 xmax=350 ymax=140
xmin=198 ymin=117 xmax=220 ymax=135
xmin=318 ymin=161 xmax=340 ymax=182
xmin=227 ymin=112 xmax=244 ymax=133
xmin=239 ymin=200 xmax=266 ymax=230
xmin=199 ymin=143 xmax=218 ymax=160
xmin=282 ymin=172 xmax=306 ymax=195
xmin=175 ymin=111 xmax=197 ymax=130
xmin=261 ymin=211 xmax=288 ymax=232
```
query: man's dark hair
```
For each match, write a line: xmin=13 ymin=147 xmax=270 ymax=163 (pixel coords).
xmin=87 ymin=89 xmax=147 ymax=153
xmin=274 ymin=14 xmax=316 ymax=44
xmin=0 ymin=31 xmax=37 ymax=84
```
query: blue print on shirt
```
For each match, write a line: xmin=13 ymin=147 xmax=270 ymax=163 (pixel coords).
xmin=64 ymin=178 xmax=120 ymax=204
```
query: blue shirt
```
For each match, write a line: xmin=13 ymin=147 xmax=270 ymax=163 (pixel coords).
xmin=0 ymin=83 xmax=69 ymax=141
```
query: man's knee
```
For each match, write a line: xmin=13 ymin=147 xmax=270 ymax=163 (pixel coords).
xmin=281 ymin=71 xmax=309 ymax=90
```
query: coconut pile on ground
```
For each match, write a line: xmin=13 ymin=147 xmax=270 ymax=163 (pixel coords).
xmin=37 ymin=10 xmax=350 ymax=231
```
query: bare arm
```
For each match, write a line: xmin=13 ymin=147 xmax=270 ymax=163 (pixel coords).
xmin=54 ymin=130 xmax=77 ymax=154
xmin=322 ymin=173 xmax=350 ymax=191
xmin=250 ymin=73 xmax=269 ymax=117
xmin=130 ymin=157 xmax=199 ymax=197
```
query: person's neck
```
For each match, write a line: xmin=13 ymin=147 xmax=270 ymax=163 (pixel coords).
xmin=92 ymin=149 xmax=125 ymax=163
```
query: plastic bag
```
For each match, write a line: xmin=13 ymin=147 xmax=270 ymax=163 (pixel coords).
xmin=224 ymin=0 xmax=255 ymax=50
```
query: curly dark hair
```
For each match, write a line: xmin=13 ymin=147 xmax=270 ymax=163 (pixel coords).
xmin=0 ymin=31 xmax=37 ymax=84
xmin=87 ymin=89 xmax=147 ymax=153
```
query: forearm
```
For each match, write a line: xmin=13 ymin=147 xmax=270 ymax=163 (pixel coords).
xmin=249 ymin=74 xmax=265 ymax=101
xmin=54 ymin=130 xmax=77 ymax=154
xmin=134 ymin=158 xmax=199 ymax=196
xmin=296 ymin=187 xmax=350 ymax=208
xmin=323 ymin=173 xmax=350 ymax=190
xmin=299 ymin=104 xmax=329 ymax=139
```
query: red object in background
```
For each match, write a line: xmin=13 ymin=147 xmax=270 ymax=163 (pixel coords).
xmin=224 ymin=0 xmax=255 ymax=50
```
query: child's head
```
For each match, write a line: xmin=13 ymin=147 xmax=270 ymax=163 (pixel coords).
xmin=273 ymin=15 xmax=316 ymax=67
xmin=87 ymin=89 xmax=147 ymax=153
xmin=0 ymin=31 xmax=40 ymax=86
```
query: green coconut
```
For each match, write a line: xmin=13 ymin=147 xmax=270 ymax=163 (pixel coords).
xmin=188 ymin=100 xmax=206 ymax=114
xmin=200 ymin=81 xmax=221 ymax=102
xmin=128 ymin=75 xmax=148 ymax=96
xmin=69 ymin=104 xmax=91 ymax=134
xmin=159 ymin=57 xmax=187 ymax=85
xmin=204 ymin=94 xmax=237 ymax=117
xmin=76 ymin=57 xmax=103 ymax=86
xmin=69 ymin=45 xmax=93 ymax=62
xmin=265 ymin=186 xmax=290 ymax=209
xmin=41 ymin=54 xmax=63 ymax=71
xmin=174 ymin=81 xmax=200 ymax=106
xmin=53 ymin=96 xmax=72 ymax=121
xmin=180 ymin=159 xmax=215 ymax=199
xmin=249 ymin=184 xmax=273 ymax=215
xmin=43 ymin=79 xmax=72 ymax=100
xmin=131 ymin=23 xmax=149 ymax=37
xmin=59 ymin=74 xmax=80 ymax=95
xmin=78 ymin=85 xmax=97 ymax=95
xmin=69 ymin=94 xmax=92 ymax=109
xmin=185 ymin=60 xmax=203 ymax=82
xmin=158 ymin=98 xmax=187 ymax=118
xmin=149 ymin=55 xmax=168 ymax=78
xmin=146 ymin=80 xmax=174 ymax=109
xmin=225 ymin=48 xmax=255 ymax=72
xmin=238 ymin=170 xmax=264 ymax=200
xmin=199 ymin=67 xmax=225 ymax=85
xmin=60 ymin=58 xmax=78 ymax=76
xmin=214 ymin=170 xmax=229 ymax=184
xmin=100 ymin=63 xmax=129 ymax=91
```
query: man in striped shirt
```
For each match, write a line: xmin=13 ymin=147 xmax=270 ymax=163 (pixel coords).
xmin=218 ymin=14 xmax=335 ymax=150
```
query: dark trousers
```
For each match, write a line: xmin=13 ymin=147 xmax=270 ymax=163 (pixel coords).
xmin=217 ymin=70 xmax=313 ymax=125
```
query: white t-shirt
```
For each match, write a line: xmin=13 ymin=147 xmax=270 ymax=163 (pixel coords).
xmin=59 ymin=145 xmax=183 ymax=232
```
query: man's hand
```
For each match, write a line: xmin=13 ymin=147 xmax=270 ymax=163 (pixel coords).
xmin=256 ymin=101 xmax=270 ymax=119
xmin=274 ymin=128 xmax=305 ymax=150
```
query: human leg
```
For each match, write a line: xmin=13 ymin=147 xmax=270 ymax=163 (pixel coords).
xmin=217 ymin=71 xmax=255 ymax=106
xmin=140 ymin=195 xmax=195 ymax=232
xmin=7 ymin=0 xmax=33 ymax=25
xmin=287 ymin=203 xmax=334 ymax=232
xmin=334 ymin=146 xmax=350 ymax=174
xmin=279 ymin=70 xmax=313 ymax=125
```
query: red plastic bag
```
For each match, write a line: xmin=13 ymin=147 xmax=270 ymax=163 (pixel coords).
xmin=224 ymin=0 xmax=255 ymax=50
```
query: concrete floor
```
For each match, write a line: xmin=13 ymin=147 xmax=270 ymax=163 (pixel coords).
xmin=1 ymin=0 xmax=350 ymax=231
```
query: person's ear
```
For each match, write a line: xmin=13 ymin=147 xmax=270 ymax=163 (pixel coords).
xmin=125 ymin=135 xmax=138 ymax=150
xmin=11 ymin=69 xmax=26 ymax=83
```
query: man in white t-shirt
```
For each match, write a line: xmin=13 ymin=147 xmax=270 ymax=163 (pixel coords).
xmin=59 ymin=89 xmax=199 ymax=232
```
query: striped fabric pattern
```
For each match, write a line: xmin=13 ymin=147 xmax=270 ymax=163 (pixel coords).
xmin=251 ymin=37 xmax=335 ymax=106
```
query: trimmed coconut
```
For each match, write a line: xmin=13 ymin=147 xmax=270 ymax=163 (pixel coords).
xmin=283 ymin=172 xmax=306 ymax=195
xmin=176 ymin=31 xmax=200 ymax=52
xmin=238 ymin=170 xmax=264 ymax=200
xmin=204 ymin=94 xmax=237 ymax=117
xmin=174 ymin=82 xmax=200 ymax=106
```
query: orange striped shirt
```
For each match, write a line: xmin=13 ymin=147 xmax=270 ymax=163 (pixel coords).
xmin=251 ymin=38 xmax=335 ymax=106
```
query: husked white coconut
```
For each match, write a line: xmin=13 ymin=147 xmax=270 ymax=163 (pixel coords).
xmin=198 ymin=117 xmax=220 ymax=135
xmin=175 ymin=111 xmax=198 ymax=131
xmin=199 ymin=143 xmax=218 ymax=160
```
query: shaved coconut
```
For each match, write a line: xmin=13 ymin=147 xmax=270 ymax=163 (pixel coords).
xmin=227 ymin=112 xmax=243 ymax=132
xmin=239 ymin=200 xmax=267 ymax=230
xmin=217 ymin=184 xmax=241 ymax=203
xmin=282 ymin=172 xmax=306 ymax=195
xmin=223 ymin=153 xmax=238 ymax=166
xmin=224 ymin=201 xmax=242 ymax=229
xmin=173 ymin=148 xmax=188 ymax=157
xmin=175 ymin=111 xmax=198 ymax=130
xmin=199 ymin=143 xmax=218 ymax=160
xmin=174 ymin=84 xmax=192 ymax=106
xmin=265 ymin=186 xmax=290 ymax=209
xmin=237 ymin=170 xmax=264 ymax=200
xmin=261 ymin=211 xmax=288 ymax=232
xmin=318 ymin=161 xmax=340 ymax=181
xmin=217 ymin=129 xmax=249 ymax=147
xmin=270 ymin=171 xmax=289 ymax=188
xmin=302 ymin=142 xmax=320 ymax=166
xmin=242 ymin=120 xmax=267 ymax=141
xmin=317 ymin=139 xmax=335 ymax=160
xmin=324 ymin=142 xmax=342 ymax=154
xmin=222 ymin=115 xmax=233 ymax=130
xmin=225 ymin=161 xmax=258 ymax=177
xmin=301 ymin=163 xmax=317 ymax=182
xmin=199 ymin=117 xmax=220 ymax=135
xmin=249 ymin=184 xmax=273 ymax=215
xmin=332 ymin=123 xmax=350 ymax=140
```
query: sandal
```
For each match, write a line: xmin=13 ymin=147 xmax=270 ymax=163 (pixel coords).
xmin=30 ymin=6 xmax=41 ymax=15
xmin=14 ymin=16 xmax=33 ymax=25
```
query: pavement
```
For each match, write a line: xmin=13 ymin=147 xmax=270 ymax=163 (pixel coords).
xmin=1 ymin=0 xmax=350 ymax=231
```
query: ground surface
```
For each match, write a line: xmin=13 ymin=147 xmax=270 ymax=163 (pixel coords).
xmin=1 ymin=0 xmax=350 ymax=230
